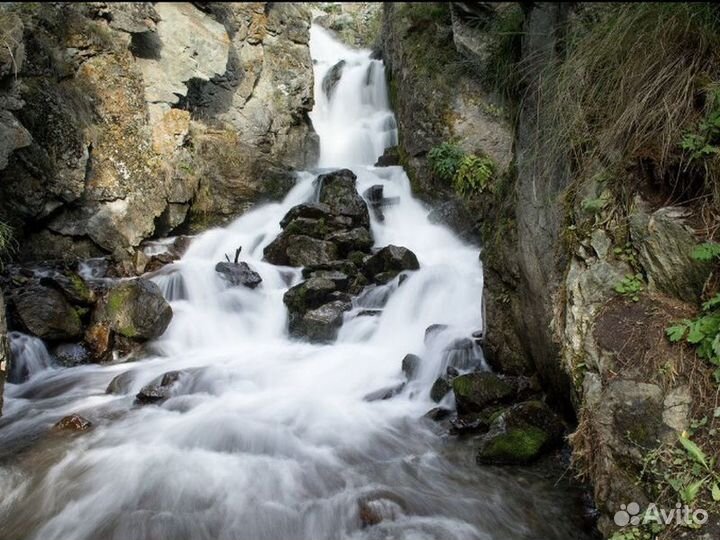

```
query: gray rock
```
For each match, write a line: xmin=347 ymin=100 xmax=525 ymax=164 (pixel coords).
xmin=280 ymin=202 xmax=335 ymax=228
xmin=0 ymin=110 xmax=32 ymax=170
xmin=136 ymin=370 xmax=182 ymax=404
xmin=96 ymin=279 xmax=172 ymax=341
xmin=364 ymin=245 xmax=419 ymax=282
xmin=286 ymin=236 xmax=339 ymax=267
xmin=53 ymin=343 xmax=91 ymax=367
xmin=401 ymin=353 xmax=421 ymax=379
xmin=322 ymin=60 xmax=346 ymax=99
xmin=363 ymin=382 xmax=405 ymax=402
xmin=215 ymin=261 xmax=262 ymax=289
xmin=283 ymin=277 xmax=337 ymax=314
xmin=13 ymin=286 xmax=83 ymax=341
xmin=292 ymin=300 xmax=352 ymax=342
xmin=106 ymin=370 xmax=135 ymax=395
xmin=0 ymin=291 xmax=8 ymax=415
xmin=317 ymin=169 xmax=371 ymax=228
xmin=327 ymin=227 xmax=374 ymax=255
xmin=452 ymin=372 xmax=538 ymax=414
xmin=430 ymin=377 xmax=452 ymax=402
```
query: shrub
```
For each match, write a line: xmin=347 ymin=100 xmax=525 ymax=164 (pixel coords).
xmin=454 ymin=154 xmax=495 ymax=197
xmin=428 ymin=142 xmax=464 ymax=182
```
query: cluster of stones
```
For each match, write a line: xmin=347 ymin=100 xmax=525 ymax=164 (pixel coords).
xmin=401 ymin=325 xmax=565 ymax=466
xmin=263 ymin=169 xmax=419 ymax=342
xmin=2 ymin=263 xmax=174 ymax=380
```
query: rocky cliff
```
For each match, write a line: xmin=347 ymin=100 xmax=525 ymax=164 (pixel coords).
xmin=0 ymin=2 xmax=317 ymax=262
xmin=383 ymin=2 xmax=720 ymax=538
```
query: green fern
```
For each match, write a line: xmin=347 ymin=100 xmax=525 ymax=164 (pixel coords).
xmin=691 ymin=241 xmax=720 ymax=262
xmin=453 ymin=154 xmax=495 ymax=196
xmin=428 ymin=142 xmax=464 ymax=182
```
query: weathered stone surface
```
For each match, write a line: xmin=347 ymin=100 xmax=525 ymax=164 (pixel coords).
xmin=283 ymin=278 xmax=337 ymax=314
xmin=327 ymin=227 xmax=374 ymax=255
xmin=452 ymin=372 xmax=518 ymax=413
xmin=286 ymin=236 xmax=339 ymax=267
xmin=280 ymin=202 xmax=335 ymax=228
xmin=53 ymin=343 xmax=91 ymax=367
xmin=12 ymin=286 xmax=82 ymax=341
xmin=53 ymin=414 xmax=92 ymax=432
xmin=85 ymin=322 xmax=112 ymax=362
xmin=95 ymin=279 xmax=172 ymax=341
xmin=476 ymin=401 xmax=564 ymax=465
xmin=292 ymin=300 xmax=351 ymax=342
xmin=363 ymin=245 xmax=419 ymax=281
xmin=317 ymin=169 xmax=371 ymax=228
xmin=39 ymin=272 xmax=95 ymax=306
xmin=630 ymin=203 xmax=711 ymax=303
xmin=215 ymin=261 xmax=262 ymax=289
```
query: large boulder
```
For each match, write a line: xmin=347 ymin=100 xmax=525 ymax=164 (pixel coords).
xmin=12 ymin=286 xmax=83 ymax=341
xmin=317 ymin=169 xmax=371 ymax=228
xmin=283 ymin=278 xmax=337 ymax=314
xmin=327 ymin=227 xmax=374 ymax=255
xmin=291 ymin=300 xmax=352 ymax=342
xmin=322 ymin=60 xmax=346 ymax=99
xmin=96 ymin=279 xmax=172 ymax=341
xmin=215 ymin=261 xmax=262 ymax=289
xmin=452 ymin=372 xmax=537 ymax=414
xmin=39 ymin=271 xmax=95 ymax=305
xmin=280 ymin=202 xmax=335 ymax=228
xmin=476 ymin=401 xmax=564 ymax=465
xmin=363 ymin=245 xmax=419 ymax=282
xmin=286 ymin=236 xmax=339 ymax=267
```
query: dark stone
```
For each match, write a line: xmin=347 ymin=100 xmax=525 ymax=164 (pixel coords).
xmin=215 ymin=261 xmax=262 ymax=289
xmin=53 ymin=414 xmax=92 ymax=432
xmin=327 ymin=227 xmax=374 ymax=255
xmin=424 ymin=324 xmax=449 ymax=344
xmin=283 ymin=217 xmax=330 ymax=239
xmin=424 ymin=407 xmax=452 ymax=421
xmin=357 ymin=309 xmax=382 ymax=317
xmin=53 ymin=343 xmax=90 ymax=367
xmin=306 ymin=270 xmax=349 ymax=290
xmin=430 ymin=376 xmax=451 ymax=402
xmin=13 ymin=286 xmax=83 ymax=341
xmin=136 ymin=370 xmax=182 ymax=404
xmin=292 ymin=300 xmax=352 ymax=342
xmin=317 ymin=169 xmax=371 ymax=228
xmin=283 ymin=277 xmax=338 ymax=314
xmin=374 ymin=146 xmax=400 ymax=167
xmin=96 ymin=279 xmax=172 ymax=341
xmin=106 ymin=370 xmax=135 ymax=395
xmin=364 ymin=245 xmax=419 ymax=282
xmin=322 ymin=59 xmax=346 ymax=99
xmin=452 ymin=372 xmax=538 ymax=414
xmin=449 ymin=407 xmax=504 ymax=435
xmin=39 ymin=271 xmax=95 ymax=305
xmin=280 ymin=202 xmax=335 ymax=229
xmin=286 ymin=235 xmax=339 ymax=267
xmin=302 ymin=260 xmax=358 ymax=278
xmin=476 ymin=401 xmax=565 ymax=465
xmin=401 ymin=353 xmax=421 ymax=379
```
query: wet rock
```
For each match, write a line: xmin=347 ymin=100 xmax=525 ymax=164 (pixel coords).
xmin=13 ymin=286 xmax=83 ymax=341
xmin=53 ymin=343 xmax=90 ymax=367
xmin=317 ymin=169 xmax=371 ymax=228
xmin=106 ymin=370 xmax=135 ymax=395
xmin=363 ymin=382 xmax=405 ymax=402
xmin=136 ymin=371 xmax=182 ymax=404
xmin=215 ymin=261 xmax=262 ymax=289
xmin=327 ymin=227 xmax=374 ymax=256
xmin=39 ymin=271 xmax=95 ymax=306
xmin=286 ymin=235 xmax=339 ymax=267
xmin=0 ymin=291 xmax=8 ymax=414
xmin=292 ymin=300 xmax=352 ymax=342
xmin=283 ymin=277 xmax=338 ymax=313
xmin=53 ymin=414 xmax=92 ymax=432
xmin=452 ymin=372 xmax=537 ymax=414
xmin=96 ymin=279 xmax=172 ymax=341
xmin=424 ymin=407 xmax=452 ymax=421
xmin=84 ymin=322 xmax=112 ymax=362
xmin=302 ymin=260 xmax=358 ymax=278
xmin=322 ymin=60 xmax=346 ymax=99
xmin=306 ymin=270 xmax=350 ymax=290
xmin=374 ymin=146 xmax=400 ymax=167
xmin=358 ymin=492 xmax=405 ymax=527
xmin=401 ymin=353 xmax=421 ymax=379
xmin=357 ymin=309 xmax=382 ymax=317
xmin=280 ymin=202 xmax=335 ymax=228
xmin=449 ymin=407 xmax=504 ymax=435
xmin=430 ymin=376 xmax=452 ymax=402
xmin=476 ymin=401 xmax=564 ymax=465
xmin=364 ymin=245 xmax=419 ymax=283
xmin=424 ymin=324 xmax=449 ymax=344
xmin=283 ymin=217 xmax=331 ymax=239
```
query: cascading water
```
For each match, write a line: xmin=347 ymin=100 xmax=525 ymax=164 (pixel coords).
xmin=0 ymin=26 xmax=593 ymax=540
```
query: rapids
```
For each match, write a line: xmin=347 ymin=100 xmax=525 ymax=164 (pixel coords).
xmin=0 ymin=25 xmax=593 ymax=540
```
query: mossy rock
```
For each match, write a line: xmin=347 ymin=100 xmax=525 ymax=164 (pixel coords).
xmin=476 ymin=401 xmax=564 ymax=465
xmin=98 ymin=279 xmax=172 ymax=341
xmin=282 ymin=277 xmax=337 ymax=314
xmin=452 ymin=372 xmax=517 ymax=413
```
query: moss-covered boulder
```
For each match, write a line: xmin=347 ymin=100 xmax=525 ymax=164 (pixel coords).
xmin=12 ymin=285 xmax=83 ymax=341
xmin=476 ymin=401 xmax=564 ymax=465
xmin=327 ymin=227 xmax=374 ymax=255
xmin=452 ymin=372 xmax=520 ymax=413
xmin=40 ymin=271 xmax=95 ymax=305
xmin=96 ymin=279 xmax=172 ymax=340
xmin=283 ymin=277 xmax=338 ymax=314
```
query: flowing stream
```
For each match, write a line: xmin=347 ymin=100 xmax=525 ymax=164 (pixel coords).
xmin=0 ymin=26 xmax=593 ymax=540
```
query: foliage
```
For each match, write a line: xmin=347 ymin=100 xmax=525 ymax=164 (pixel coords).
xmin=680 ymin=86 xmax=720 ymax=161
xmin=667 ymin=241 xmax=720 ymax=382
xmin=427 ymin=142 xmax=464 ymax=182
xmin=428 ymin=142 xmax=496 ymax=197
xmin=614 ymin=273 xmax=644 ymax=302
xmin=538 ymin=3 xmax=720 ymax=204
xmin=454 ymin=155 xmax=495 ymax=197
xmin=480 ymin=4 xmax=526 ymax=105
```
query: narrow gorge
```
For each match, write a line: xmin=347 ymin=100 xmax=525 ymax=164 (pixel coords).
xmin=1 ymin=3 xmax=720 ymax=540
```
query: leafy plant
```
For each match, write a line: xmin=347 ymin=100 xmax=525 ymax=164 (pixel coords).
xmin=614 ymin=273 xmax=644 ymax=301
xmin=454 ymin=154 xmax=495 ymax=196
xmin=667 ymin=240 xmax=720 ymax=381
xmin=428 ymin=142 xmax=464 ymax=182
xmin=680 ymin=88 xmax=720 ymax=161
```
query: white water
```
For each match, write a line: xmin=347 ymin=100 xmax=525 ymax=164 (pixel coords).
xmin=0 ymin=26 xmax=592 ymax=540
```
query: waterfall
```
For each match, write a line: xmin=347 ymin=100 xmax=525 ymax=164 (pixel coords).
xmin=0 ymin=25 xmax=593 ymax=540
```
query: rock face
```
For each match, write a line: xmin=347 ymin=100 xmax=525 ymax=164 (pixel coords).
xmin=96 ymin=279 xmax=172 ymax=341
xmin=0 ymin=3 xmax=317 ymax=261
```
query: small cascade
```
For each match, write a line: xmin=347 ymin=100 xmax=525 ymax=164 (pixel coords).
xmin=7 ymin=332 xmax=54 ymax=383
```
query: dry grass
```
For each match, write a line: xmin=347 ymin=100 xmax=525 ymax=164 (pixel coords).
xmin=535 ymin=3 xmax=720 ymax=206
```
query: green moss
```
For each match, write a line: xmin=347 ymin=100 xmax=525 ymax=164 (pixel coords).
xmin=479 ymin=426 xmax=549 ymax=462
